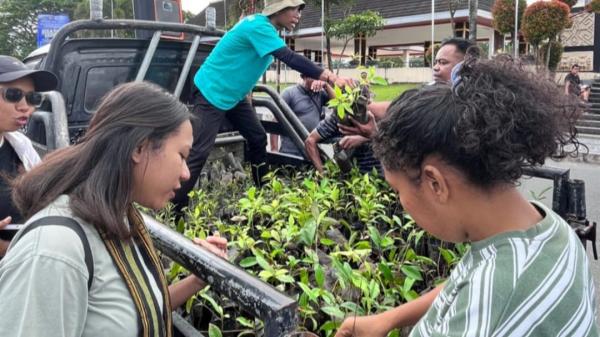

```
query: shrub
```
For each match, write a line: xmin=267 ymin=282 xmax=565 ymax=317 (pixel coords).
xmin=558 ymin=0 xmax=577 ymax=8
xmin=492 ymin=0 xmax=527 ymax=35
xmin=521 ymin=0 xmax=571 ymax=46
xmin=539 ymin=40 xmax=564 ymax=71
xmin=586 ymin=0 xmax=600 ymax=13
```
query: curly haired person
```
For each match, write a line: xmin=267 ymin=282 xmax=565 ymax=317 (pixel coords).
xmin=335 ymin=56 xmax=598 ymax=337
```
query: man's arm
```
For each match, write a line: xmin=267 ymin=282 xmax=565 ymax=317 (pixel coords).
xmin=304 ymin=131 xmax=325 ymax=173
xmin=335 ymin=284 xmax=444 ymax=337
xmin=271 ymin=47 xmax=355 ymax=88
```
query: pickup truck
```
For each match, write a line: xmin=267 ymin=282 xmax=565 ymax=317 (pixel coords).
xmin=22 ymin=18 xmax=305 ymax=337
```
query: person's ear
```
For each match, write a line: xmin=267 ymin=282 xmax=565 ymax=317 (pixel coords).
xmin=422 ymin=164 xmax=449 ymax=203
xmin=132 ymin=140 xmax=150 ymax=164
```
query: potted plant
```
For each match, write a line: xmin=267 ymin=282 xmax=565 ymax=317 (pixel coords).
xmin=327 ymin=66 xmax=387 ymax=172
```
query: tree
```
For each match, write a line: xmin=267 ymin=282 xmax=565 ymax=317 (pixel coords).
xmin=328 ymin=10 xmax=384 ymax=73
xmin=492 ymin=0 xmax=526 ymax=53
xmin=0 ymin=0 xmax=79 ymax=58
xmin=305 ymin=0 xmax=356 ymax=70
xmin=557 ymin=0 xmax=577 ymax=8
xmin=468 ymin=0 xmax=478 ymax=41
xmin=0 ymin=0 xmax=134 ymax=59
xmin=521 ymin=1 xmax=570 ymax=47
xmin=539 ymin=40 xmax=563 ymax=71
xmin=521 ymin=0 xmax=570 ymax=67
xmin=585 ymin=0 xmax=600 ymax=13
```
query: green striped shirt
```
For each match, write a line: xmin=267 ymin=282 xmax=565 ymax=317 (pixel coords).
xmin=410 ymin=201 xmax=598 ymax=337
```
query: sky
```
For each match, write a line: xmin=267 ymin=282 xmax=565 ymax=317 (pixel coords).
xmin=181 ymin=0 xmax=211 ymax=15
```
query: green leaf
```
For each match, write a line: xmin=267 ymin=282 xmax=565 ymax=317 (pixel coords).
xmin=343 ymin=103 xmax=353 ymax=114
xmin=368 ymin=225 xmax=382 ymax=247
xmin=200 ymin=292 xmax=224 ymax=317
xmin=258 ymin=270 xmax=274 ymax=281
xmin=334 ymin=85 xmax=343 ymax=97
xmin=387 ymin=329 xmax=401 ymax=337
xmin=440 ymin=248 xmax=457 ymax=265
xmin=315 ymin=264 xmax=325 ymax=288
xmin=236 ymin=317 xmax=255 ymax=328
xmin=327 ymin=98 xmax=340 ymax=107
xmin=403 ymin=277 xmax=416 ymax=292
xmin=239 ymin=256 xmax=258 ymax=268
xmin=371 ymin=76 xmax=388 ymax=85
xmin=378 ymin=262 xmax=393 ymax=282
xmin=299 ymin=218 xmax=317 ymax=246
xmin=369 ymin=279 xmax=380 ymax=299
xmin=320 ymin=320 xmax=338 ymax=332
xmin=252 ymin=249 xmax=273 ymax=272
xmin=401 ymin=265 xmax=423 ymax=281
xmin=337 ymin=105 xmax=346 ymax=119
xmin=276 ymin=274 xmax=295 ymax=283
xmin=321 ymin=306 xmax=345 ymax=319
xmin=208 ymin=323 xmax=222 ymax=337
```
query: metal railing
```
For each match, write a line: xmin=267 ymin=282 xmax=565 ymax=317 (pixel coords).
xmin=142 ymin=214 xmax=298 ymax=337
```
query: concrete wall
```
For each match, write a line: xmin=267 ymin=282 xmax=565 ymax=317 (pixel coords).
xmin=266 ymin=67 xmax=433 ymax=84
xmin=267 ymin=68 xmax=600 ymax=85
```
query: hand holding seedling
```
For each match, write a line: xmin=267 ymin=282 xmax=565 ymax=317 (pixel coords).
xmin=338 ymin=111 xmax=377 ymax=139
xmin=310 ymin=80 xmax=328 ymax=93
xmin=339 ymin=135 xmax=369 ymax=149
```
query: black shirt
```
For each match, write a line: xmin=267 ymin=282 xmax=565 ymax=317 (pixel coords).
xmin=0 ymin=140 xmax=23 ymax=224
xmin=565 ymin=73 xmax=581 ymax=96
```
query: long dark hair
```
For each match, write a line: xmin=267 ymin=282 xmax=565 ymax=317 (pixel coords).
xmin=373 ymin=56 xmax=583 ymax=188
xmin=13 ymin=81 xmax=191 ymax=239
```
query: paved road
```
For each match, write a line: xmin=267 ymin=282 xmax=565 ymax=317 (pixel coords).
xmin=518 ymin=158 xmax=600 ymax=312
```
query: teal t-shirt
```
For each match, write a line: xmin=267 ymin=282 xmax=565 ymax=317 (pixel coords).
xmin=194 ymin=14 xmax=286 ymax=110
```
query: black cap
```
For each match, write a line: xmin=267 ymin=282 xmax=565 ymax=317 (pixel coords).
xmin=0 ymin=55 xmax=58 ymax=91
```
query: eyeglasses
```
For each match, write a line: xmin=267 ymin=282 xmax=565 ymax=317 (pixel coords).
xmin=0 ymin=87 xmax=43 ymax=107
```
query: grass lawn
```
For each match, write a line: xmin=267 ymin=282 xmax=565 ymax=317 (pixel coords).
xmin=264 ymin=82 xmax=419 ymax=102
xmin=370 ymin=83 xmax=419 ymax=102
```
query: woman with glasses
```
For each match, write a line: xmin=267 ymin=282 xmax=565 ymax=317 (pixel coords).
xmin=0 ymin=55 xmax=57 ymax=257
xmin=0 ymin=81 xmax=228 ymax=337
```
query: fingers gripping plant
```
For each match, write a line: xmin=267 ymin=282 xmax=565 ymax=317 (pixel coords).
xmin=327 ymin=66 xmax=387 ymax=123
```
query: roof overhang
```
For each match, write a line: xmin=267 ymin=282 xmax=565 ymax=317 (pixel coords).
xmin=288 ymin=9 xmax=493 ymax=37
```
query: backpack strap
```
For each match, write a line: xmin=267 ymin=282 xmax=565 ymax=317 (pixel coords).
xmin=16 ymin=216 xmax=94 ymax=290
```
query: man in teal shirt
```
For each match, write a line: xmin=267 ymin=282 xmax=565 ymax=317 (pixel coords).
xmin=174 ymin=0 xmax=354 ymax=213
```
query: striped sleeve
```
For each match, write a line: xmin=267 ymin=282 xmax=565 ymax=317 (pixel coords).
xmin=409 ymin=204 xmax=599 ymax=337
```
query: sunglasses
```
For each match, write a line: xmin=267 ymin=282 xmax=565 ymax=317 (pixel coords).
xmin=0 ymin=87 xmax=43 ymax=107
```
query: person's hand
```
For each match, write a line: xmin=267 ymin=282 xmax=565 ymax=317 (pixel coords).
xmin=339 ymin=135 xmax=368 ymax=150
xmin=192 ymin=235 xmax=228 ymax=259
xmin=337 ymin=111 xmax=377 ymax=139
xmin=0 ymin=216 xmax=11 ymax=229
xmin=310 ymin=80 xmax=327 ymax=92
xmin=335 ymin=315 xmax=389 ymax=337
xmin=0 ymin=216 xmax=12 ymax=257
xmin=333 ymin=76 xmax=356 ymax=89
